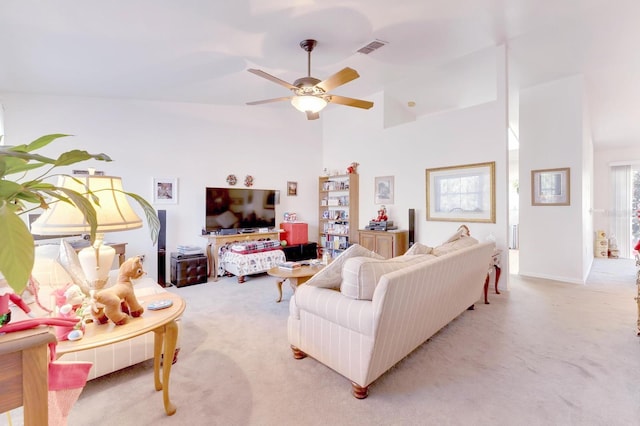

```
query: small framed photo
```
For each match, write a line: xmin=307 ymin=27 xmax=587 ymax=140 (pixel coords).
xmin=153 ymin=177 xmax=178 ymax=204
xmin=287 ymin=181 xmax=298 ymax=196
xmin=374 ymin=176 xmax=394 ymax=204
xmin=531 ymin=167 xmax=570 ymax=206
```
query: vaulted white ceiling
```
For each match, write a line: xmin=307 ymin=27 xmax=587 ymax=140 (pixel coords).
xmin=1 ymin=0 xmax=639 ymax=149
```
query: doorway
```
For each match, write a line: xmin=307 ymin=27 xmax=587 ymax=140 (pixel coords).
xmin=508 ymin=129 xmax=519 ymax=274
xmin=612 ymin=164 xmax=640 ymax=258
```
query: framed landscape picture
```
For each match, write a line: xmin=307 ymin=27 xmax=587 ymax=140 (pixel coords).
xmin=425 ymin=161 xmax=496 ymax=223
xmin=531 ymin=167 xmax=570 ymax=206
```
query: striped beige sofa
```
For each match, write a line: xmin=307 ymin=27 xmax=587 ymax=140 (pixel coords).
xmin=287 ymin=239 xmax=495 ymax=398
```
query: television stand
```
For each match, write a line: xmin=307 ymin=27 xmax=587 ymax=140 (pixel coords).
xmin=201 ymin=230 xmax=282 ymax=281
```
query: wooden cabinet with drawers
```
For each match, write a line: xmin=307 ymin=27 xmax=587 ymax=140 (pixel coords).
xmin=358 ymin=230 xmax=409 ymax=259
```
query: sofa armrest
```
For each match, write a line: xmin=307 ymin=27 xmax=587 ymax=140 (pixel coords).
xmin=294 ymin=285 xmax=375 ymax=336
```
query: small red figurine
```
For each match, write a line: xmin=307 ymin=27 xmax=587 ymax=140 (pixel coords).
xmin=374 ymin=205 xmax=388 ymax=222
xmin=346 ymin=162 xmax=359 ymax=174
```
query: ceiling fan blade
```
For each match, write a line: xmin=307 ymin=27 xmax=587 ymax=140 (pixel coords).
xmin=316 ymin=67 xmax=360 ymax=92
xmin=328 ymin=95 xmax=374 ymax=110
xmin=306 ymin=111 xmax=320 ymax=120
xmin=247 ymin=69 xmax=296 ymax=90
xmin=246 ymin=96 xmax=292 ymax=106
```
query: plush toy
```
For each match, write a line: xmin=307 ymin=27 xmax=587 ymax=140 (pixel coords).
xmin=91 ymin=256 xmax=145 ymax=326
xmin=346 ymin=162 xmax=359 ymax=174
xmin=373 ymin=205 xmax=388 ymax=222
xmin=53 ymin=283 xmax=86 ymax=312
xmin=51 ymin=283 xmax=88 ymax=341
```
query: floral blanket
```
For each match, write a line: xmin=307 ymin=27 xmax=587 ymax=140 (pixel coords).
xmin=218 ymin=239 xmax=284 ymax=276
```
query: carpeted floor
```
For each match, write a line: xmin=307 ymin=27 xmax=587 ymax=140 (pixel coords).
xmin=3 ymin=256 xmax=639 ymax=425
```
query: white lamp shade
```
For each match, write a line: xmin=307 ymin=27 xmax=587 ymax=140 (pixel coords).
xmin=31 ymin=175 xmax=143 ymax=235
xmin=291 ymin=95 xmax=328 ymax=113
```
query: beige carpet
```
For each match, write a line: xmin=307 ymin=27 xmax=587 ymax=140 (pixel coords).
xmin=3 ymin=257 xmax=639 ymax=426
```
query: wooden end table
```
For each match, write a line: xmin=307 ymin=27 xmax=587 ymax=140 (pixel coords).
xmin=484 ymin=249 xmax=502 ymax=304
xmin=267 ymin=265 xmax=324 ymax=302
xmin=57 ymin=292 xmax=186 ymax=416
xmin=0 ymin=328 xmax=56 ymax=426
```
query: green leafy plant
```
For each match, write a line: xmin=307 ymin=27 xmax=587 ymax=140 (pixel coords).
xmin=0 ymin=134 xmax=160 ymax=294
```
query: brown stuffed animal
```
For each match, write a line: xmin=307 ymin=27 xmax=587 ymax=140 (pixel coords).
xmin=91 ymin=256 xmax=145 ymax=325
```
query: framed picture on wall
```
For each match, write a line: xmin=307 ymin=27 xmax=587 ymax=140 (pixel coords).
xmin=153 ymin=177 xmax=178 ymax=204
xmin=531 ymin=167 xmax=570 ymax=206
xmin=425 ymin=161 xmax=496 ymax=223
xmin=374 ymin=176 xmax=394 ymax=204
xmin=287 ymin=181 xmax=298 ymax=196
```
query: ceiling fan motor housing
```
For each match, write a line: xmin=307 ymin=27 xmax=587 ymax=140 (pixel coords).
xmin=293 ymin=76 xmax=324 ymax=96
xmin=300 ymin=39 xmax=317 ymax=52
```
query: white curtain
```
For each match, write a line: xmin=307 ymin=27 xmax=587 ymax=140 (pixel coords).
xmin=611 ymin=165 xmax=632 ymax=258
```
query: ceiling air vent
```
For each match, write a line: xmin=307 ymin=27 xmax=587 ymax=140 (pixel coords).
xmin=357 ymin=39 xmax=388 ymax=55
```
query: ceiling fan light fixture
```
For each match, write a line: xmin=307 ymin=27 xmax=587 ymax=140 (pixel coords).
xmin=291 ymin=95 xmax=327 ymax=113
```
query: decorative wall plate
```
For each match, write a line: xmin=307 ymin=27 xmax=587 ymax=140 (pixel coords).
xmin=226 ymin=174 xmax=237 ymax=185
xmin=244 ymin=175 xmax=254 ymax=187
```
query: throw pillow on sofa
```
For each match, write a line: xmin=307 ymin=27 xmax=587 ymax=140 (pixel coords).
xmin=305 ymin=244 xmax=383 ymax=289
xmin=443 ymin=224 xmax=471 ymax=244
xmin=340 ymin=254 xmax=436 ymax=300
xmin=432 ymin=235 xmax=478 ymax=256
xmin=404 ymin=242 xmax=433 ymax=255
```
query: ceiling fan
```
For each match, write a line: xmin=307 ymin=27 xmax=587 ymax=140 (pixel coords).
xmin=246 ymin=39 xmax=374 ymax=120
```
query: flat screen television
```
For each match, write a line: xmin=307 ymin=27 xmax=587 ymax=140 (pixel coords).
xmin=205 ymin=187 xmax=278 ymax=233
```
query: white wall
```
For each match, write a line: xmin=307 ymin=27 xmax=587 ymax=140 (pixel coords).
xmin=519 ymin=75 xmax=591 ymax=284
xmin=321 ymin=47 xmax=510 ymax=286
xmin=3 ymin=93 xmax=323 ymax=281
xmin=581 ymin=101 xmax=594 ymax=279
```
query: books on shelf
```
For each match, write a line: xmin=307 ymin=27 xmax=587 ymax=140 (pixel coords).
xmin=277 ymin=261 xmax=302 ymax=270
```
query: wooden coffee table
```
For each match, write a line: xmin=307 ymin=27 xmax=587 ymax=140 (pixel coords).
xmin=57 ymin=292 xmax=186 ymax=416
xmin=267 ymin=264 xmax=324 ymax=302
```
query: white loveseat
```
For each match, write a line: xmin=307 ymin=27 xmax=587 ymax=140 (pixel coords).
xmin=26 ymin=243 xmax=175 ymax=380
xmin=287 ymin=238 xmax=495 ymax=398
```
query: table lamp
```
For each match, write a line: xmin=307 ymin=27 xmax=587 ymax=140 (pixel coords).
xmin=31 ymin=172 xmax=142 ymax=289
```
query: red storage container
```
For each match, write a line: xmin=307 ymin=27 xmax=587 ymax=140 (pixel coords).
xmin=280 ymin=222 xmax=309 ymax=245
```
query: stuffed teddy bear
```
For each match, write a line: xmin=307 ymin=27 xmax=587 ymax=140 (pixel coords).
xmin=346 ymin=162 xmax=359 ymax=174
xmin=91 ymin=256 xmax=145 ymax=325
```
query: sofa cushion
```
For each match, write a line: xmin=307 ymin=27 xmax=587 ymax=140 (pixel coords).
xmin=443 ymin=225 xmax=471 ymax=243
xmin=404 ymin=242 xmax=433 ymax=255
xmin=305 ymin=244 xmax=383 ymax=289
xmin=340 ymin=254 xmax=436 ymax=300
xmin=432 ymin=236 xmax=478 ymax=256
